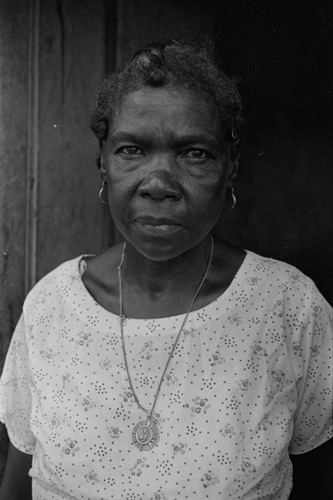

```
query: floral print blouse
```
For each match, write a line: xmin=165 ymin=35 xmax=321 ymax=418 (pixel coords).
xmin=0 ymin=251 xmax=332 ymax=500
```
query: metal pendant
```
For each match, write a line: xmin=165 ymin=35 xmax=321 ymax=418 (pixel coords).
xmin=132 ymin=418 xmax=160 ymax=451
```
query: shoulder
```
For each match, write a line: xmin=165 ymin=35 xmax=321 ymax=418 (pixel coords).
xmin=23 ymin=255 xmax=86 ymax=313
xmin=213 ymin=238 xmax=318 ymax=301
xmin=241 ymin=250 xmax=332 ymax=324
xmin=244 ymin=250 xmax=318 ymax=293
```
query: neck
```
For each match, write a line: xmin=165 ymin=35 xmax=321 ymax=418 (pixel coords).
xmin=120 ymin=235 xmax=213 ymax=298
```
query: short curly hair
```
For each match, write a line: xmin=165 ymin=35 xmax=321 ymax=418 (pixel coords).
xmin=89 ymin=39 xmax=243 ymax=147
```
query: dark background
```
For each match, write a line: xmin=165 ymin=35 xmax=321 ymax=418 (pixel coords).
xmin=213 ymin=0 xmax=333 ymax=306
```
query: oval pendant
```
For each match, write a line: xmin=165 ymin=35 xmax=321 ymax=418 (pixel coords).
xmin=132 ymin=419 xmax=160 ymax=451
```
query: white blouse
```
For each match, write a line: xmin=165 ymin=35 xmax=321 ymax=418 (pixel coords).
xmin=0 ymin=251 xmax=332 ymax=500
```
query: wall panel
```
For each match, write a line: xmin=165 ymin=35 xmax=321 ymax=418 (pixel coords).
xmin=0 ymin=0 xmax=31 ymax=475
xmin=0 ymin=0 xmax=116 ymax=477
xmin=36 ymin=0 xmax=112 ymax=280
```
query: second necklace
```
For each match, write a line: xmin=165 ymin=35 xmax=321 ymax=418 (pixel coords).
xmin=118 ymin=234 xmax=214 ymax=451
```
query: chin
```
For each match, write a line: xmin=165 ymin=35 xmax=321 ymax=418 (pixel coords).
xmin=127 ymin=232 xmax=209 ymax=263
xmin=136 ymin=241 xmax=187 ymax=262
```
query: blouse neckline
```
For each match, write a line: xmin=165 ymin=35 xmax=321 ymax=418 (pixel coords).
xmin=75 ymin=250 xmax=252 ymax=322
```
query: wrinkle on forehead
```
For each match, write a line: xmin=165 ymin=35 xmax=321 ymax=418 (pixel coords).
xmin=109 ymin=86 xmax=223 ymax=143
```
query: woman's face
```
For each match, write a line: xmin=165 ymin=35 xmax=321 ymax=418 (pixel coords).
xmin=102 ymin=86 xmax=238 ymax=261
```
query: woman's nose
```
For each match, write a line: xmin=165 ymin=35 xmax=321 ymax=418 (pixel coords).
xmin=137 ymin=173 xmax=182 ymax=201
xmin=137 ymin=157 xmax=182 ymax=201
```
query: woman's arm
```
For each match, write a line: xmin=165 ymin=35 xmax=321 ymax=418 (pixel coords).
xmin=0 ymin=442 xmax=32 ymax=500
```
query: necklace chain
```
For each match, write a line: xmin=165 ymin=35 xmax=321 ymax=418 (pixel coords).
xmin=118 ymin=234 xmax=214 ymax=419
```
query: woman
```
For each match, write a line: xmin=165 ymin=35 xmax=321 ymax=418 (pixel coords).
xmin=0 ymin=40 xmax=332 ymax=500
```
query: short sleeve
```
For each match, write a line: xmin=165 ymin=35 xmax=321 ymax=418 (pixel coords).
xmin=289 ymin=284 xmax=333 ymax=455
xmin=0 ymin=313 xmax=36 ymax=454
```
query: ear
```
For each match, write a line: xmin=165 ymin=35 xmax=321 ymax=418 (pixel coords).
xmin=99 ymin=153 xmax=107 ymax=180
xmin=228 ymin=139 xmax=241 ymax=183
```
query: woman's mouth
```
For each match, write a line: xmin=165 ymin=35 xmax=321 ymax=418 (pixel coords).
xmin=141 ymin=223 xmax=180 ymax=234
xmin=134 ymin=218 xmax=182 ymax=235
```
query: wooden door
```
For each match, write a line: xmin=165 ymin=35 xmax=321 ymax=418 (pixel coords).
xmin=0 ymin=0 xmax=116 ymax=475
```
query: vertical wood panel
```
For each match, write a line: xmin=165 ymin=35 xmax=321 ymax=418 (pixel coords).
xmin=0 ymin=0 xmax=117 ymax=477
xmin=25 ymin=0 xmax=40 ymax=293
xmin=0 ymin=0 xmax=30 ymax=352
xmin=36 ymin=0 xmax=113 ymax=280
xmin=0 ymin=0 xmax=31 ymax=477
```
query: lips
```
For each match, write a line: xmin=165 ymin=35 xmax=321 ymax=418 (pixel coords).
xmin=135 ymin=216 xmax=181 ymax=226
xmin=134 ymin=216 xmax=182 ymax=235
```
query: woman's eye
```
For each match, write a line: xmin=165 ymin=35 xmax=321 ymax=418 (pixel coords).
xmin=183 ymin=149 xmax=210 ymax=160
xmin=117 ymin=146 xmax=143 ymax=156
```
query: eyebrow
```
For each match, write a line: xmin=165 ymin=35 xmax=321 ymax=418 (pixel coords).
xmin=109 ymin=131 xmax=222 ymax=148
xmin=110 ymin=131 xmax=148 ymax=143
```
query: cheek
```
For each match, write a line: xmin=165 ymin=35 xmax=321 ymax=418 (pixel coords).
xmin=107 ymin=186 xmax=131 ymax=218
xmin=105 ymin=162 xmax=136 ymax=199
xmin=191 ymin=174 xmax=226 ymax=207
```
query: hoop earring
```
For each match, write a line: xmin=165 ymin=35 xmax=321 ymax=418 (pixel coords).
xmin=99 ymin=179 xmax=108 ymax=205
xmin=225 ymin=185 xmax=237 ymax=210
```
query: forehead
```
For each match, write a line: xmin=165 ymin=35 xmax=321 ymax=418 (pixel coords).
xmin=109 ymin=87 xmax=222 ymax=139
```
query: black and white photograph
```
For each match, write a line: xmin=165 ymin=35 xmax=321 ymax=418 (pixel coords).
xmin=0 ymin=1 xmax=332 ymax=499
